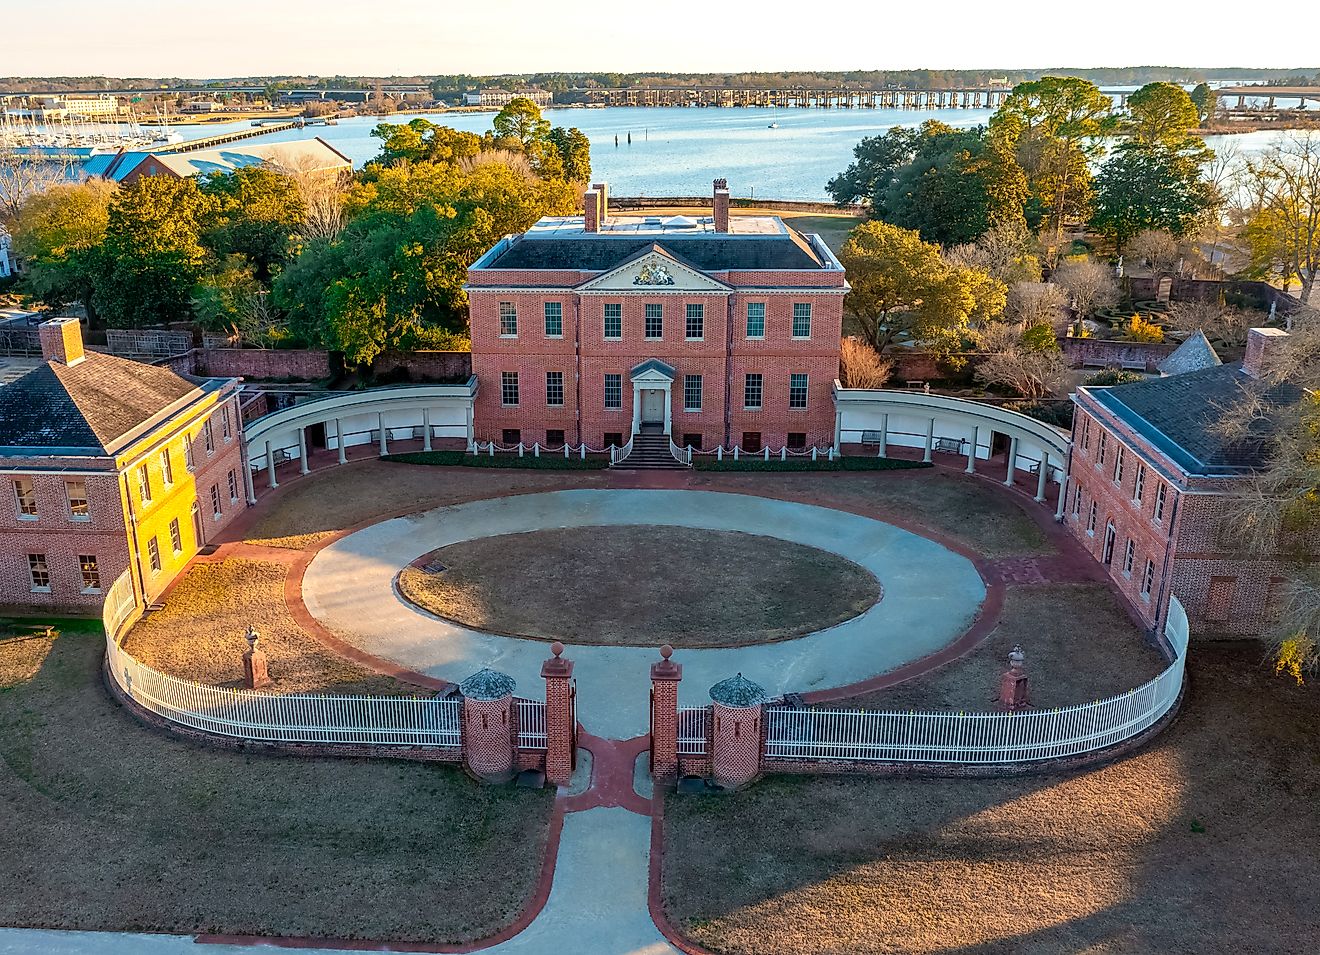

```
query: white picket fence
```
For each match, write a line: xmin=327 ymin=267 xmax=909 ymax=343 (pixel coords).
xmin=763 ymin=597 xmax=1191 ymax=766
xmin=677 ymin=706 xmax=709 ymax=755
xmin=517 ymin=698 xmax=547 ymax=750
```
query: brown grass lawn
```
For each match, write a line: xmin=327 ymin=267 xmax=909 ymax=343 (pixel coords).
xmin=662 ymin=646 xmax=1320 ymax=955
xmin=397 ymin=526 xmax=880 ymax=647
xmin=124 ymin=559 xmax=410 ymax=695
xmin=244 ymin=460 xmax=609 ymax=549
xmin=843 ymin=584 xmax=1168 ymax=711
xmin=0 ymin=630 xmax=553 ymax=943
xmin=693 ymin=469 xmax=1051 ymax=558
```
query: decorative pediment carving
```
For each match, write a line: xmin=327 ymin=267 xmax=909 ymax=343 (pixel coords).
xmin=578 ymin=249 xmax=731 ymax=293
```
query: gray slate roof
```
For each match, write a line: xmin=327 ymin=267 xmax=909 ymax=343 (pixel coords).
xmin=1090 ymin=363 xmax=1302 ymax=475
xmin=0 ymin=352 xmax=201 ymax=454
xmin=709 ymin=673 xmax=768 ymax=707
xmin=1158 ymin=331 xmax=1222 ymax=376
xmin=459 ymin=667 xmax=516 ymax=700
xmin=486 ymin=234 xmax=823 ymax=273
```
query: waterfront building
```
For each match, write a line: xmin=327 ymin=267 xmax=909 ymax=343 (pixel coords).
xmin=2 ymin=93 xmax=126 ymax=121
xmin=0 ymin=319 xmax=247 ymax=611
xmin=463 ymin=89 xmax=554 ymax=108
xmin=466 ymin=180 xmax=847 ymax=453
xmin=81 ymin=137 xmax=352 ymax=184
xmin=1066 ymin=327 xmax=1313 ymax=638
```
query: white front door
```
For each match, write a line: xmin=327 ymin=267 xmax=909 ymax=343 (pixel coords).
xmin=642 ymin=388 xmax=665 ymax=424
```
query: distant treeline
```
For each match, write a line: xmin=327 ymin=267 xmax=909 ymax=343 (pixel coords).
xmin=4 ymin=68 xmax=1320 ymax=97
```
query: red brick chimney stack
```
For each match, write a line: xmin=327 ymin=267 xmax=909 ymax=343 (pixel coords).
xmin=713 ymin=178 xmax=730 ymax=233
xmin=583 ymin=188 xmax=601 ymax=233
xmin=39 ymin=317 xmax=85 ymax=367
xmin=591 ymin=181 xmax=609 ymax=223
xmin=1242 ymin=327 xmax=1289 ymax=379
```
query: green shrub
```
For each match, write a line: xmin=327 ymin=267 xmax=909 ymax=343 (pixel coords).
xmin=1085 ymin=369 xmax=1146 ymax=387
xmin=383 ymin=450 xmax=610 ymax=470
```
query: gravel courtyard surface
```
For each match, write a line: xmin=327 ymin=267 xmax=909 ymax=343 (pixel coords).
xmin=661 ymin=647 xmax=1320 ymax=955
xmin=397 ymin=525 xmax=881 ymax=647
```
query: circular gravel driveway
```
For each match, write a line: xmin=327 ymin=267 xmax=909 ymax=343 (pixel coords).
xmin=301 ymin=489 xmax=986 ymax=738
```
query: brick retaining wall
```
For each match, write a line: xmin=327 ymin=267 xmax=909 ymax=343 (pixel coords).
xmin=371 ymin=349 xmax=473 ymax=383
xmin=1061 ymin=337 xmax=1177 ymax=371
xmin=197 ymin=348 xmax=335 ymax=381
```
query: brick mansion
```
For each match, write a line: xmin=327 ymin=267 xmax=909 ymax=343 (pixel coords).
xmin=0 ymin=181 xmax=1314 ymax=649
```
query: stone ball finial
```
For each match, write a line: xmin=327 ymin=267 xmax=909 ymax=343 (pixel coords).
xmin=551 ymin=641 xmax=565 ymax=658
xmin=660 ymin=644 xmax=674 ymax=660
xmin=244 ymin=625 xmax=259 ymax=649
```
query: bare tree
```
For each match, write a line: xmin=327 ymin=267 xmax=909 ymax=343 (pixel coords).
xmin=945 ymin=220 xmax=1042 ymax=284
xmin=274 ymin=157 xmax=351 ymax=242
xmin=1241 ymin=134 xmax=1320 ymax=304
xmin=0 ymin=147 xmax=78 ymax=223
xmin=1166 ymin=300 xmax=1259 ymax=348
xmin=974 ymin=323 xmax=1072 ymax=399
xmin=1128 ymin=229 xmax=1180 ymax=276
xmin=1052 ymin=258 xmax=1120 ymax=321
xmin=838 ymin=337 xmax=893 ymax=389
xmin=1006 ymin=281 xmax=1069 ymax=332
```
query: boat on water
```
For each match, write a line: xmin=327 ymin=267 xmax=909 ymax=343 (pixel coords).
xmin=767 ymin=122 xmax=779 ymax=128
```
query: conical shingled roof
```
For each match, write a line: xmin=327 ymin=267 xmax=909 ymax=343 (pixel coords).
xmin=459 ymin=667 xmax=516 ymax=701
xmin=709 ymin=672 xmax=768 ymax=707
xmin=1158 ymin=331 xmax=1222 ymax=377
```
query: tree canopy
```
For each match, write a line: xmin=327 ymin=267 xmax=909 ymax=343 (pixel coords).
xmin=1091 ymin=142 xmax=1219 ymax=249
xmin=1125 ymin=83 xmax=1203 ymax=146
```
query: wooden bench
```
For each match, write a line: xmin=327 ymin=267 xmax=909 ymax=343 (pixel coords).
xmin=933 ymin=436 xmax=966 ymax=454
xmin=904 ymin=380 xmax=926 ymax=390
xmin=860 ymin=430 xmax=885 ymax=446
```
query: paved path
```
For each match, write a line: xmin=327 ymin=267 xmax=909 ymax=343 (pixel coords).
xmin=303 ymin=489 xmax=985 ymax=738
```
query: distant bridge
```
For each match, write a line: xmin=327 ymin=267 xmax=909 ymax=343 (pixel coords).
xmin=1216 ymin=85 xmax=1320 ymax=108
xmin=594 ymin=87 xmax=1016 ymax=110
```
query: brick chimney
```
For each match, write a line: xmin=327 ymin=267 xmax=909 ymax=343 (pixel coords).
xmin=583 ymin=188 xmax=601 ymax=233
xmin=713 ymin=178 xmax=730 ymax=233
xmin=39 ymin=317 xmax=85 ymax=367
xmin=1242 ymin=327 xmax=1289 ymax=379
xmin=591 ymin=181 xmax=609 ymax=223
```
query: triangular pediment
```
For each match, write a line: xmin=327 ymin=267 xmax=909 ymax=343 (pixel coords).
xmin=577 ymin=244 xmax=731 ymax=293
xmin=630 ymin=358 xmax=676 ymax=381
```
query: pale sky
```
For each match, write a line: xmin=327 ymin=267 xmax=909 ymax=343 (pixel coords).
xmin=7 ymin=0 xmax=1316 ymax=78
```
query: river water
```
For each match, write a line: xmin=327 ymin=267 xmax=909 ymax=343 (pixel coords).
xmin=161 ymin=106 xmax=1300 ymax=202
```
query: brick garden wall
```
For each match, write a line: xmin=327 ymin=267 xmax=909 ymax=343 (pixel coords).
xmin=195 ymin=348 xmax=334 ymax=381
xmin=1061 ymin=338 xmax=1177 ymax=371
xmin=371 ymin=349 xmax=473 ymax=383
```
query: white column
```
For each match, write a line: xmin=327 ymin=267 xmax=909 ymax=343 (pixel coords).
xmin=1055 ymin=473 xmax=1069 ymax=521
xmin=244 ymin=459 xmax=257 ymax=505
xmin=465 ymin=403 xmax=475 ymax=450
xmin=877 ymin=413 xmax=888 ymax=458
xmin=965 ymin=425 xmax=979 ymax=474
xmin=832 ymin=410 xmax=842 ymax=452
xmin=297 ymin=427 xmax=309 ymax=475
xmin=265 ymin=440 xmax=278 ymax=489
xmin=1004 ymin=435 xmax=1019 ymax=487
xmin=377 ymin=412 xmax=388 ymax=455
xmin=1036 ymin=451 xmax=1050 ymax=503
xmin=663 ymin=382 xmax=672 ymax=436
xmin=334 ymin=418 xmax=347 ymax=464
xmin=422 ymin=408 xmax=432 ymax=451
xmin=923 ymin=418 xmax=935 ymax=463
xmin=632 ymin=385 xmax=641 ymax=436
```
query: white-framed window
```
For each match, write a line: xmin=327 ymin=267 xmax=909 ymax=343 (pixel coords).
xmin=138 ymin=464 xmax=152 ymax=505
xmin=1141 ymin=559 xmax=1155 ymax=599
xmin=544 ymin=301 xmax=563 ymax=337
xmin=1123 ymin=538 xmax=1136 ymax=575
xmin=1133 ymin=463 xmax=1146 ymax=504
xmin=789 ymin=373 xmax=809 ymax=409
xmin=14 ymin=478 xmax=37 ymax=519
xmin=228 ymin=470 xmax=238 ymax=502
xmin=184 ymin=438 xmax=195 ymax=472
xmin=65 ymin=480 xmax=89 ymax=520
xmin=746 ymin=302 xmax=766 ymax=339
xmin=499 ymin=302 xmax=518 ymax=337
xmin=644 ymin=303 xmax=663 ymax=339
xmin=1072 ymin=484 xmax=1083 ymax=518
xmin=169 ymin=517 xmax=183 ymax=554
xmin=1102 ymin=522 xmax=1117 ymax=565
xmin=501 ymin=371 xmax=520 ymax=406
xmin=28 ymin=553 xmax=50 ymax=591
xmin=743 ymin=373 xmax=763 ymax=411
xmin=1097 ymin=431 xmax=1107 ymax=466
xmin=1081 ymin=416 xmax=1091 ymax=450
xmin=685 ymin=303 xmax=704 ymax=340
xmin=222 ymin=406 xmax=232 ymax=441
xmin=1087 ymin=501 xmax=1097 ymax=534
xmin=683 ymin=375 xmax=703 ymax=412
xmin=160 ymin=448 xmax=174 ymax=487
xmin=1113 ymin=446 xmax=1125 ymax=484
xmin=210 ymin=484 xmax=222 ymax=519
xmin=604 ymin=374 xmax=622 ymax=410
xmin=1154 ymin=482 xmax=1167 ymax=523
xmin=147 ymin=537 xmax=161 ymax=574
xmin=546 ymin=371 xmax=565 ymax=407
xmin=792 ymin=302 xmax=812 ymax=338
xmin=204 ymin=420 xmax=215 ymax=455
xmin=79 ymin=554 xmax=100 ymax=593
xmin=603 ymin=303 xmax=622 ymax=339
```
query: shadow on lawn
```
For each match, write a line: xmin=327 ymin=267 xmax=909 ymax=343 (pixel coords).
xmin=662 ymin=646 xmax=1320 ymax=954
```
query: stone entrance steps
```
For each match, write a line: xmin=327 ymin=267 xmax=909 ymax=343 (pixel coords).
xmin=614 ymin=433 xmax=689 ymax=470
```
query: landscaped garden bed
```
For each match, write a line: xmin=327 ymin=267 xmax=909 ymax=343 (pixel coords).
xmin=384 ymin=449 xmax=611 ymax=470
xmin=693 ymin=456 xmax=930 ymax=472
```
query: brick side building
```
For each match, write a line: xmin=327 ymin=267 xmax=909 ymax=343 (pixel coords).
xmin=0 ymin=319 xmax=248 ymax=611
xmin=1066 ymin=327 xmax=1313 ymax=638
xmin=466 ymin=180 xmax=847 ymax=452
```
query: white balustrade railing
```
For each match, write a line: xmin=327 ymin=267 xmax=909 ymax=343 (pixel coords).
xmin=610 ymin=436 xmax=635 ymax=466
xmin=470 ymin=440 xmax=611 ymax=460
xmin=764 ymin=598 xmax=1190 ymax=765
xmin=693 ymin=444 xmax=837 ymax=462
xmin=516 ymin=698 xmax=547 ymax=750
xmin=668 ymin=437 xmax=693 ymax=466
xmin=677 ymin=706 xmax=709 ymax=755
